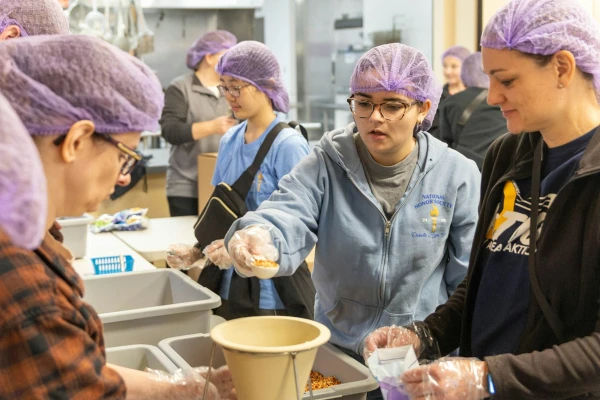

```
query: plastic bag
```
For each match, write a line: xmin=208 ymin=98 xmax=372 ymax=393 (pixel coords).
xmin=363 ymin=322 xmax=441 ymax=363
xmin=90 ymin=208 xmax=149 ymax=233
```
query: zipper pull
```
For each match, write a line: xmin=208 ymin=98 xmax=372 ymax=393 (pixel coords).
xmin=385 ymin=221 xmax=391 ymax=236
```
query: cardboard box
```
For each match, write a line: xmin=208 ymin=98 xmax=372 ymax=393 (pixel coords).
xmin=197 ymin=153 xmax=218 ymax=212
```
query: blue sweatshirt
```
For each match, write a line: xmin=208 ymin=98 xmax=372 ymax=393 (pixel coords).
xmin=226 ymin=123 xmax=481 ymax=353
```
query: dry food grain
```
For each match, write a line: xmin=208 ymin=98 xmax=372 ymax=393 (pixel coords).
xmin=305 ymin=370 xmax=342 ymax=392
xmin=252 ymin=259 xmax=278 ymax=268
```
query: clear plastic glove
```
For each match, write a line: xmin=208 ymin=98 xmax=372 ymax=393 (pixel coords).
xmin=198 ymin=366 xmax=236 ymax=399
xmin=363 ymin=323 xmax=440 ymax=364
xmin=166 ymin=243 xmax=202 ymax=269
xmin=146 ymin=365 xmax=236 ymax=400
xmin=227 ymin=225 xmax=279 ymax=276
xmin=400 ymin=358 xmax=489 ymax=400
xmin=203 ymin=240 xmax=232 ymax=270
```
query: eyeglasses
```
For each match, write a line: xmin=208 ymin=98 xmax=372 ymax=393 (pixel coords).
xmin=347 ymin=97 xmax=421 ymax=121
xmin=217 ymin=84 xmax=250 ymax=98
xmin=53 ymin=132 xmax=142 ymax=176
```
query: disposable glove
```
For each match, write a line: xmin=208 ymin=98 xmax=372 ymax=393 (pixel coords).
xmin=401 ymin=357 xmax=489 ymax=400
xmin=227 ymin=225 xmax=279 ymax=276
xmin=166 ymin=243 xmax=202 ymax=269
xmin=363 ymin=325 xmax=423 ymax=364
xmin=203 ymin=240 xmax=232 ymax=269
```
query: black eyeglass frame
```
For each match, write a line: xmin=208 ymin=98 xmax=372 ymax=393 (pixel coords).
xmin=53 ymin=132 xmax=142 ymax=176
xmin=217 ymin=84 xmax=250 ymax=98
xmin=347 ymin=96 xmax=422 ymax=121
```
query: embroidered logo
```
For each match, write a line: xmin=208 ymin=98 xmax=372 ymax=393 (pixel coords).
xmin=430 ymin=205 xmax=439 ymax=233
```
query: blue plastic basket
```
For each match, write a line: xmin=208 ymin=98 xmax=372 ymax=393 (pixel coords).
xmin=92 ymin=255 xmax=135 ymax=275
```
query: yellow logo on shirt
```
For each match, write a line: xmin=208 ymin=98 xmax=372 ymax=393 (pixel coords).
xmin=430 ymin=205 xmax=439 ymax=232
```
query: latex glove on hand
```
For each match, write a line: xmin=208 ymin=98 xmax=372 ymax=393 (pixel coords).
xmin=166 ymin=243 xmax=202 ymax=269
xmin=198 ymin=366 xmax=237 ymax=400
xmin=227 ymin=225 xmax=279 ymax=277
xmin=203 ymin=240 xmax=232 ymax=269
xmin=363 ymin=325 xmax=423 ymax=364
xmin=401 ymin=358 xmax=489 ymax=400
xmin=145 ymin=365 xmax=236 ymax=400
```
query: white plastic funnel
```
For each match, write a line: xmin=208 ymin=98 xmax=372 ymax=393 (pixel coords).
xmin=210 ymin=316 xmax=331 ymax=400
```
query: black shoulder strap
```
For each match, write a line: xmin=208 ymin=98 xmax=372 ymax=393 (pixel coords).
xmin=452 ymin=89 xmax=488 ymax=149
xmin=288 ymin=121 xmax=308 ymax=141
xmin=231 ymin=121 xmax=289 ymax=196
xmin=528 ymin=138 xmax=566 ymax=342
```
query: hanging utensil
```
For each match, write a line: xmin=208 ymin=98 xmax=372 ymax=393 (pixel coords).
xmin=65 ymin=0 xmax=86 ymax=34
xmin=82 ymin=0 xmax=107 ymax=37
xmin=103 ymin=0 xmax=114 ymax=42
xmin=112 ymin=0 xmax=132 ymax=52
xmin=133 ymin=0 xmax=154 ymax=55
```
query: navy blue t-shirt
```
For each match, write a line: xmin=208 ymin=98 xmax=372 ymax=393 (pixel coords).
xmin=471 ymin=129 xmax=595 ymax=358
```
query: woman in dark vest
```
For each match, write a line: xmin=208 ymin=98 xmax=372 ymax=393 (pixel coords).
xmin=160 ymin=30 xmax=238 ymax=216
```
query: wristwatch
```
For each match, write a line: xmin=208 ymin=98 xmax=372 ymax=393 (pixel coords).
xmin=487 ymin=373 xmax=496 ymax=396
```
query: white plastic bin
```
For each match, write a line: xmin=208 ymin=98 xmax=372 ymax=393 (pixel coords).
xmin=57 ymin=214 xmax=94 ymax=258
xmin=106 ymin=344 xmax=178 ymax=373
xmin=83 ymin=269 xmax=221 ymax=347
xmin=158 ymin=333 xmax=379 ymax=400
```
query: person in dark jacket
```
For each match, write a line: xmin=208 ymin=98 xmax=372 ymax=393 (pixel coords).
xmin=438 ymin=52 xmax=506 ymax=169
xmin=160 ymin=30 xmax=238 ymax=216
xmin=429 ymin=45 xmax=471 ymax=138
xmin=363 ymin=0 xmax=600 ymax=399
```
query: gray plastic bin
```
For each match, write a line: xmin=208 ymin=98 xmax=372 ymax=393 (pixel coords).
xmin=106 ymin=344 xmax=178 ymax=373
xmin=83 ymin=269 xmax=221 ymax=347
xmin=158 ymin=333 xmax=379 ymax=400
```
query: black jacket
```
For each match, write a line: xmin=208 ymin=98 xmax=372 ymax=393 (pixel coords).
xmin=420 ymin=131 xmax=600 ymax=399
xmin=438 ymin=87 xmax=507 ymax=169
xmin=427 ymin=84 xmax=451 ymax=139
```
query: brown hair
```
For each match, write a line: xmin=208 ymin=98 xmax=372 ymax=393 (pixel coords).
xmin=526 ymin=53 xmax=594 ymax=83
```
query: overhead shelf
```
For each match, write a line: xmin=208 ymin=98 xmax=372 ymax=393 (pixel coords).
xmin=139 ymin=0 xmax=264 ymax=9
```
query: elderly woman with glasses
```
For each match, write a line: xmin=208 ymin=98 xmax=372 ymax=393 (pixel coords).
xmin=0 ymin=34 xmax=235 ymax=400
xmin=219 ymin=43 xmax=480 ymax=399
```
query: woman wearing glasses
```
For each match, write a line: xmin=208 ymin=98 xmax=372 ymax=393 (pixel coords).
xmin=222 ymin=43 xmax=480 ymax=399
xmin=0 ymin=34 xmax=235 ymax=399
xmin=160 ymin=30 xmax=238 ymax=217
xmin=203 ymin=40 xmax=314 ymax=320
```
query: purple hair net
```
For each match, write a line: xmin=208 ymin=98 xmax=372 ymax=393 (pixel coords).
xmin=186 ymin=30 xmax=237 ymax=70
xmin=0 ymin=0 xmax=69 ymax=36
xmin=217 ymin=41 xmax=289 ymax=113
xmin=350 ymin=43 xmax=442 ymax=132
xmin=0 ymin=34 xmax=164 ymax=136
xmin=481 ymin=0 xmax=600 ymax=99
xmin=0 ymin=93 xmax=47 ymax=250
xmin=441 ymin=45 xmax=471 ymax=63
xmin=461 ymin=52 xmax=489 ymax=89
